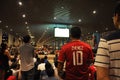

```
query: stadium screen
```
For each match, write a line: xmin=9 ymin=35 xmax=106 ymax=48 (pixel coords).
xmin=54 ymin=27 xmax=69 ymax=38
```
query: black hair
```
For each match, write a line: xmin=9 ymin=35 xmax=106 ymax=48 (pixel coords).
xmin=40 ymin=58 xmax=45 ymax=63
xmin=70 ymin=27 xmax=81 ymax=39
xmin=44 ymin=55 xmax=48 ymax=59
xmin=114 ymin=3 xmax=120 ymax=16
xmin=22 ymin=35 xmax=31 ymax=43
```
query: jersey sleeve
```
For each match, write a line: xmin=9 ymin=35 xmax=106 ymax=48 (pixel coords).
xmin=94 ymin=38 xmax=110 ymax=68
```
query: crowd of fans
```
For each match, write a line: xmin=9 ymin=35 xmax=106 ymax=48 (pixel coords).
xmin=0 ymin=42 xmax=97 ymax=80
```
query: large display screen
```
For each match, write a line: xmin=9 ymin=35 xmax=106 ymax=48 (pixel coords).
xmin=54 ymin=27 xmax=69 ymax=38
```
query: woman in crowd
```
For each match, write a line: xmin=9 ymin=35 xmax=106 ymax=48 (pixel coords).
xmin=0 ymin=43 xmax=13 ymax=80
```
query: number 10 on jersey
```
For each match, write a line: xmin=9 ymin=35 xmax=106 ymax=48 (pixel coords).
xmin=73 ymin=51 xmax=83 ymax=66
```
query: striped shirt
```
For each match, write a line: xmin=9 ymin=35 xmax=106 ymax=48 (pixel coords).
xmin=94 ymin=30 xmax=120 ymax=80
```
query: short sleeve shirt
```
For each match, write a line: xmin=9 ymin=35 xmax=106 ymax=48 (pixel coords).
xmin=19 ymin=43 xmax=35 ymax=71
xmin=58 ymin=40 xmax=94 ymax=80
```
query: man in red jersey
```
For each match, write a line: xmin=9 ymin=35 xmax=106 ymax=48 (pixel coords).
xmin=57 ymin=27 xmax=94 ymax=80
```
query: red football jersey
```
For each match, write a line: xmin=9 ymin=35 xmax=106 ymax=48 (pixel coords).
xmin=58 ymin=40 xmax=94 ymax=80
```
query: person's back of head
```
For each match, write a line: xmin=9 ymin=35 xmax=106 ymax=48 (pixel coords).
xmin=22 ymin=35 xmax=31 ymax=43
xmin=70 ymin=27 xmax=81 ymax=39
xmin=114 ymin=3 xmax=120 ymax=15
xmin=44 ymin=55 xmax=48 ymax=59
xmin=113 ymin=3 xmax=120 ymax=29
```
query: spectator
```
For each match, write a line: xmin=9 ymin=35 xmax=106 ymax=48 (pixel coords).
xmin=0 ymin=43 xmax=13 ymax=80
xmin=57 ymin=27 xmax=94 ymax=80
xmin=19 ymin=35 xmax=35 ymax=80
xmin=94 ymin=3 xmax=120 ymax=80
xmin=45 ymin=62 xmax=58 ymax=80
xmin=44 ymin=55 xmax=49 ymax=64
xmin=54 ymin=54 xmax=58 ymax=68
xmin=34 ymin=54 xmax=41 ymax=80
xmin=37 ymin=58 xmax=48 ymax=80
